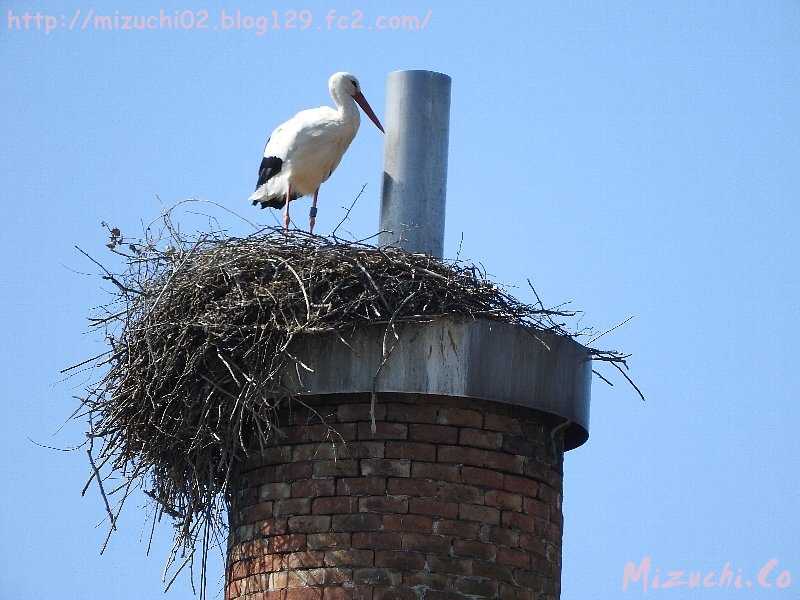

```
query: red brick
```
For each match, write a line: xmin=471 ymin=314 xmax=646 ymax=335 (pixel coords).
xmin=353 ymin=568 xmax=402 ymax=587
xmin=503 ymin=474 xmax=538 ymax=498
xmin=279 ymin=424 xmax=338 ymax=443
xmin=228 ymin=539 xmax=268 ymax=562
xmin=459 ymin=504 xmax=500 ymax=525
xmin=343 ymin=441 xmax=385 ymax=459
xmin=306 ymin=533 xmax=351 ymax=550
xmin=458 ymin=428 xmax=502 ymax=450
xmin=361 ymin=459 xmax=410 ymax=478
xmin=375 ymin=550 xmax=426 ymax=570
xmin=485 ymin=490 xmax=523 ymax=512
xmin=309 ymin=567 xmax=352 ymax=585
xmin=313 ymin=460 xmax=360 ymax=478
xmin=401 ymin=533 xmax=451 ymax=555
xmin=331 ymin=423 xmax=360 ymax=441
xmin=292 ymin=479 xmax=336 ymax=498
xmin=402 ymin=571 xmax=449 ymax=590
xmin=378 ymin=586 xmax=407 ymax=600
xmin=425 ymin=556 xmax=472 ymax=576
xmin=324 ymin=549 xmax=375 ymax=567
xmin=384 ymin=441 xmax=436 ymax=461
xmin=385 ymin=403 xmax=438 ymax=423
xmin=409 ymin=424 xmax=458 ymax=444
xmin=288 ymin=515 xmax=332 ymax=533
xmin=322 ymin=589 xmax=353 ymax=600
xmin=484 ymin=414 xmax=522 ymax=434
xmin=523 ymin=460 xmax=557 ymax=485
xmin=382 ymin=514 xmax=433 ymax=533
xmin=230 ymin=558 xmax=256 ymax=580
xmin=240 ymin=502 xmax=274 ymax=523
xmin=332 ymin=513 xmax=382 ymax=532
xmin=502 ymin=511 xmax=536 ymax=533
xmin=291 ymin=443 xmax=337 ymax=462
xmin=498 ymin=584 xmax=532 ymax=600
xmin=435 ymin=483 xmax=483 ymax=504
xmin=270 ymin=534 xmax=306 ymax=553
xmin=268 ymin=570 xmax=288 ymax=589
xmin=454 ymin=576 xmax=498 ymax=597
xmin=313 ymin=496 xmax=359 ymax=514
xmin=472 ymin=561 xmax=514 ymax=583
xmin=359 ymin=495 xmax=408 ymax=514
xmin=501 ymin=435 xmax=537 ymax=456
xmin=461 ymin=466 xmax=503 ymax=489
xmin=260 ymin=482 xmax=291 ymax=500
xmin=410 ymin=462 xmax=460 ymax=482
xmin=538 ymin=518 xmax=561 ymax=544
xmin=254 ymin=591 xmax=287 ymax=600
xmin=258 ymin=446 xmax=293 ymax=465
xmin=433 ymin=519 xmax=480 ymax=539
xmin=452 ymin=540 xmax=496 ymax=561
xmin=373 ymin=587 xmax=420 ymax=600
xmin=496 ymin=547 xmax=530 ymax=569
xmin=409 ymin=498 xmax=459 ymax=519
xmin=285 ymin=403 xmax=334 ymax=425
xmin=537 ymin=483 xmax=560 ymax=504
xmin=479 ymin=525 xmax=519 ymax=547
xmin=387 ymin=478 xmax=439 ymax=497
xmin=518 ymin=533 xmax=547 ymax=557
xmin=258 ymin=518 xmax=289 ymax=536
xmin=522 ymin=497 xmax=549 ymax=519
xmin=284 ymin=550 xmax=325 ymax=569
xmin=358 ymin=422 xmax=408 ymax=440
xmin=275 ymin=498 xmax=312 ymax=517
xmin=276 ymin=462 xmax=313 ymax=481
xmin=336 ymin=477 xmax=386 ymax=496
xmin=235 ymin=523 xmax=256 ymax=542
xmin=285 ymin=589 xmax=322 ymax=600
xmin=437 ymin=408 xmax=482 ymax=427
xmin=437 ymin=446 xmax=524 ymax=474
xmin=352 ymin=532 xmax=402 ymax=550
xmin=425 ymin=592 xmax=468 ymax=600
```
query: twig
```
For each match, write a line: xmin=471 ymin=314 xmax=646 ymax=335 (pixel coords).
xmin=331 ymin=183 xmax=367 ymax=240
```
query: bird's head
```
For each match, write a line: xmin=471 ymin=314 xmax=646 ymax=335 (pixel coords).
xmin=329 ymin=72 xmax=384 ymax=133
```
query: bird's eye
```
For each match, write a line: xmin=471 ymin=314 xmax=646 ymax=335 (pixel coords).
xmin=351 ymin=80 xmax=359 ymax=88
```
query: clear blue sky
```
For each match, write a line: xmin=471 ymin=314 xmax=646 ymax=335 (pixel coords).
xmin=2 ymin=1 xmax=798 ymax=598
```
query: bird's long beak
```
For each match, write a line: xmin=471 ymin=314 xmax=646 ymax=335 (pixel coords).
xmin=353 ymin=91 xmax=384 ymax=133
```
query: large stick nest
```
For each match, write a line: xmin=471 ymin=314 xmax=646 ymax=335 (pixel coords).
xmin=69 ymin=206 xmax=636 ymax=595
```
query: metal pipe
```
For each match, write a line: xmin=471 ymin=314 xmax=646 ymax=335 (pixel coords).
xmin=379 ymin=70 xmax=451 ymax=258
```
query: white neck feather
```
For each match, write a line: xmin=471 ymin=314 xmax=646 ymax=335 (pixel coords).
xmin=331 ymin=89 xmax=360 ymax=127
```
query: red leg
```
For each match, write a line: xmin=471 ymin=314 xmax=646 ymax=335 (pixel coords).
xmin=283 ymin=183 xmax=292 ymax=231
xmin=309 ymin=188 xmax=319 ymax=234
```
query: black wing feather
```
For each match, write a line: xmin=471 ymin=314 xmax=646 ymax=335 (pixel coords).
xmin=255 ymin=156 xmax=283 ymax=191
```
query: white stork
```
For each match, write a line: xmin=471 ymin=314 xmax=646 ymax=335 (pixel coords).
xmin=249 ymin=72 xmax=384 ymax=233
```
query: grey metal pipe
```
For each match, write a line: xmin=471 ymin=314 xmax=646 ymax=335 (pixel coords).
xmin=379 ymin=70 xmax=451 ymax=258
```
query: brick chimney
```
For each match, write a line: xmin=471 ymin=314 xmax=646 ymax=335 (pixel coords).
xmin=227 ymin=393 xmax=565 ymax=600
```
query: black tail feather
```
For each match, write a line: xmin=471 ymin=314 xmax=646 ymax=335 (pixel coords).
xmin=253 ymin=193 xmax=300 ymax=210
xmin=260 ymin=198 xmax=284 ymax=209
